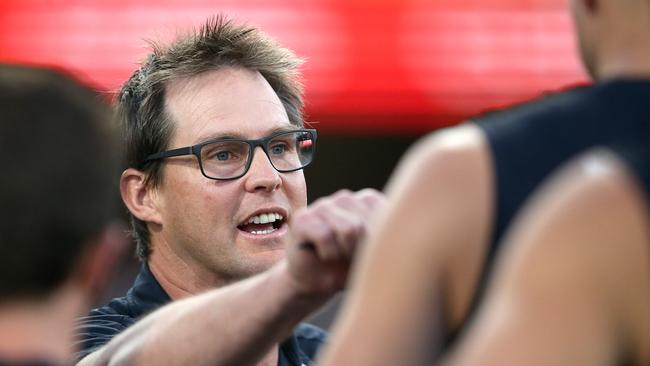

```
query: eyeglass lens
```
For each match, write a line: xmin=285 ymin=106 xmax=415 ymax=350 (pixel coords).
xmin=199 ymin=131 xmax=315 ymax=179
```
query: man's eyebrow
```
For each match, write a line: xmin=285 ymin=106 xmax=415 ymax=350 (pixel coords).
xmin=194 ymin=132 xmax=244 ymax=144
xmin=193 ymin=124 xmax=299 ymax=144
xmin=266 ymin=125 xmax=300 ymax=135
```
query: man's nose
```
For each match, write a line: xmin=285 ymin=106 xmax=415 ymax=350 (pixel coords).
xmin=243 ymin=146 xmax=282 ymax=192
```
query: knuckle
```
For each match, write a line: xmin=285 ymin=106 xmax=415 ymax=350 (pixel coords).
xmin=360 ymin=190 xmax=385 ymax=206
xmin=358 ymin=187 xmax=379 ymax=195
xmin=309 ymin=197 xmax=327 ymax=210
xmin=332 ymin=189 xmax=354 ymax=201
xmin=335 ymin=188 xmax=353 ymax=196
xmin=358 ymin=188 xmax=382 ymax=200
xmin=314 ymin=197 xmax=343 ymax=213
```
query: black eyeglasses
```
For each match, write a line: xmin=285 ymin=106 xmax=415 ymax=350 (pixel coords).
xmin=144 ymin=129 xmax=317 ymax=180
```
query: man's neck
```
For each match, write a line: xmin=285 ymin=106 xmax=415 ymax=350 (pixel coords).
xmin=598 ymin=53 xmax=650 ymax=81
xmin=0 ymin=287 xmax=83 ymax=365
xmin=596 ymin=26 xmax=650 ymax=81
xmin=147 ymin=240 xmax=231 ymax=300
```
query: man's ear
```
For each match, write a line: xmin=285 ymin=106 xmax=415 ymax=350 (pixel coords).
xmin=120 ymin=168 xmax=163 ymax=225
xmin=73 ymin=222 xmax=129 ymax=300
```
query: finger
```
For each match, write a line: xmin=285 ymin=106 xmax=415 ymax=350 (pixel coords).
xmin=327 ymin=189 xmax=369 ymax=216
xmin=291 ymin=209 xmax=342 ymax=262
xmin=355 ymin=188 xmax=386 ymax=216
xmin=313 ymin=203 xmax=365 ymax=259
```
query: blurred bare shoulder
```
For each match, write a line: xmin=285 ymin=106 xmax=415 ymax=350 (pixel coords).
xmin=385 ymin=123 xmax=492 ymax=199
xmin=379 ymin=123 xmax=494 ymax=258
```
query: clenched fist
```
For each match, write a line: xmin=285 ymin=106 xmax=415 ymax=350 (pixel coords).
xmin=285 ymin=188 xmax=386 ymax=296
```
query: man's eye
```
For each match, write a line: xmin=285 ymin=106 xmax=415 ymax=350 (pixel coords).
xmin=214 ymin=151 xmax=231 ymax=161
xmin=270 ymin=144 xmax=287 ymax=155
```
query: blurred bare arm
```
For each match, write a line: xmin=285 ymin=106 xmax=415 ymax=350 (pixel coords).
xmin=78 ymin=189 xmax=385 ymax=366
xmin=77 ymin=263 xmax=325 ymax=366
xmin=318 ymin=124 xmax=494 ymax=366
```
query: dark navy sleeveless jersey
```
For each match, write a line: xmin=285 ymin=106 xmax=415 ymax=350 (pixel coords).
xmin=474 ymin=79 xmax=650 ymax=261
xmin=454 ymin=79 xmax=650 ymax=342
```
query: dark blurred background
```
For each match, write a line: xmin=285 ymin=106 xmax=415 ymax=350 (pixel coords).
xmin=0 ymin=0 xmax=587 ymax=328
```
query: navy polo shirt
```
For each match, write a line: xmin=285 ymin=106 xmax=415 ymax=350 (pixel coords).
xmin=75 ymin=265 xmax=327 ymax=365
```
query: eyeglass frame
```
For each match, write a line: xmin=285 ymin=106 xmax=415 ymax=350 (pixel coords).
xmin=143 ymin=128 xmax=318 ymax=181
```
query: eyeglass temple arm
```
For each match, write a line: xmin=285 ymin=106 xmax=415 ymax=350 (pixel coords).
xmin=144 ymin=146 xmax=195 ymax=162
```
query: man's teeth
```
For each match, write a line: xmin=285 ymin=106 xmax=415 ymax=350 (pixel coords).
xmin=247 ymin=213 xmax=283 ymax=224
xmin=251 ymin=228 xmax=278 ymax=235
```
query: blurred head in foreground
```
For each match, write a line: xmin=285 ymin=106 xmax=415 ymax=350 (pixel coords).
xmin=0 ymin=64 xmax=125 ymax=365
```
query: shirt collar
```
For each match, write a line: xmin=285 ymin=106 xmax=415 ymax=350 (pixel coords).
xmin=126 ymin=264 xmax=171 ymax=317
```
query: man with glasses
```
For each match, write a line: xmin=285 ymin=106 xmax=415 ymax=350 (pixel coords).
xmin=75 ymin=16 xmax=383 ymax=366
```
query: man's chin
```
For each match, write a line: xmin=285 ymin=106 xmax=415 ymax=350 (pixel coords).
xmin=230 ymin=232 xmax=288 ymax=278
xmin=235 ymin=249 xmax=286 ymax=278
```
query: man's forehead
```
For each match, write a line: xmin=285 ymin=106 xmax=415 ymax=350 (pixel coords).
xmin=163 ymin=67 xmax=291 ymax=146
xmin=164 ymin=68 xmax=281 ymax=110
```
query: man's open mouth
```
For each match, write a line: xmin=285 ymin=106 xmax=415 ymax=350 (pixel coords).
xmin=237 ymin=212 xmax=286 ymax=235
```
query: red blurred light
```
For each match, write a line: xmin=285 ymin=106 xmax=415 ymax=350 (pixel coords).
xmin=0 ymin=0 xmax=587 ymax=134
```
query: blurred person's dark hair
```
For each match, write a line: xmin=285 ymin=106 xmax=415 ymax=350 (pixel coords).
xmin=0 ymin=64 xmax=121 ymax=300
xmin=117 ymin=15 xmax=305 ymax=261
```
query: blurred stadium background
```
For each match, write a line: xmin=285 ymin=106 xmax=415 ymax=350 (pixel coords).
xmin=0 ymin=0 xmax=587 ymax=327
